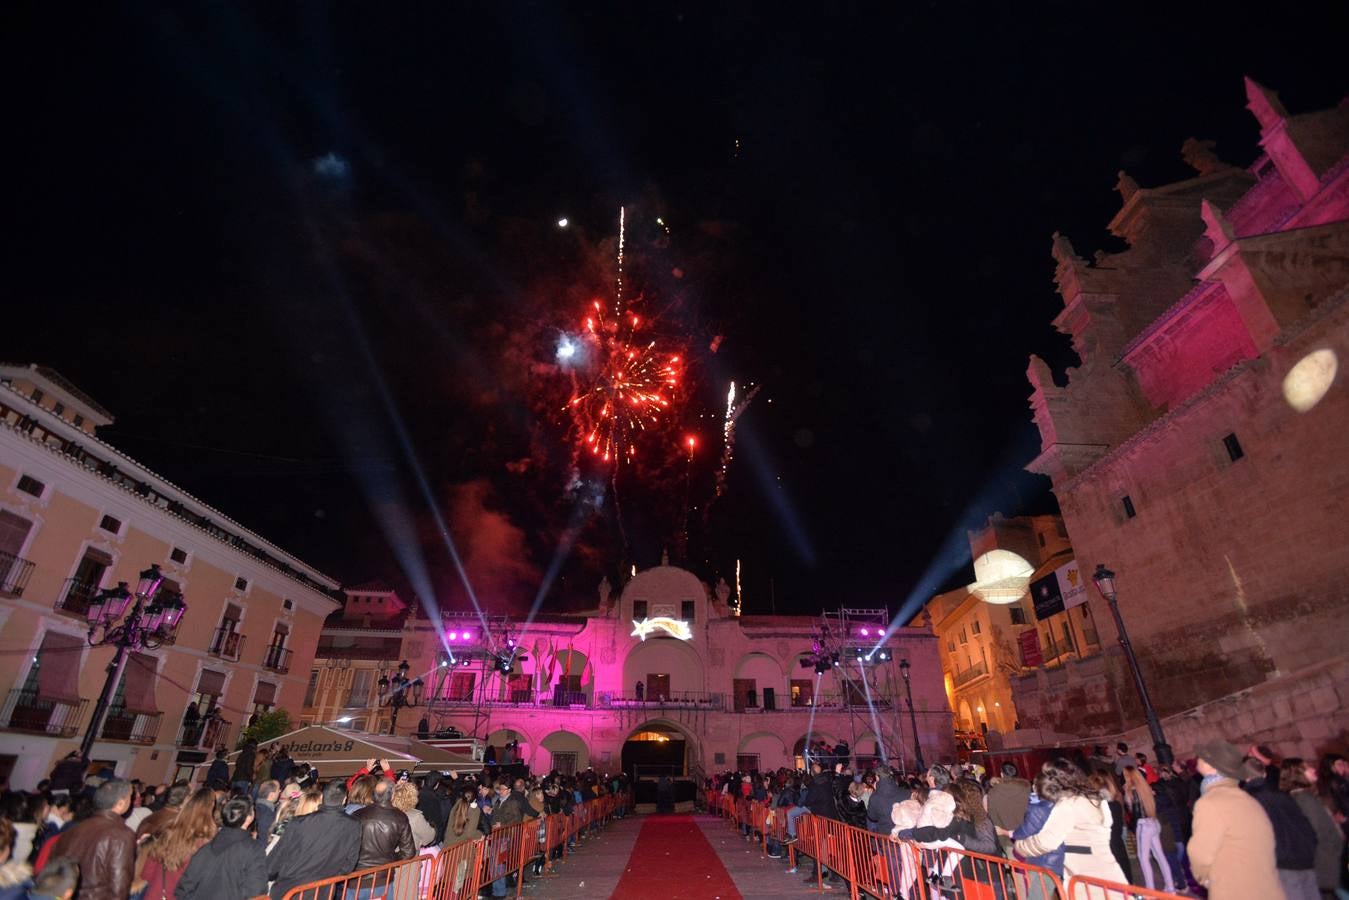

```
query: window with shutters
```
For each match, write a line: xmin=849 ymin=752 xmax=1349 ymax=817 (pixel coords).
xmin=98 ymin=514 xmax=122 ymax=534
xmin=736 ymin=753 xmax=760 ymax=772
xmin=304 ymin=670 xmax=319 ymax=707
xmin=59 ymin=548 xmax=111 ymax=616
xmin=346 ymin=669 xmax=374 ymax=707
xmin=209 ymin=604 xmax=244 ymax=660
xmin=252 ymin=681 xmax=277 ymax=716
xmin=182 ymin=669 xmax=227 ymax=747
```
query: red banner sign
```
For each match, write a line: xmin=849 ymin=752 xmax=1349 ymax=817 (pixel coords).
xmin=1019 ymin=629 xmax=1043 ymax=668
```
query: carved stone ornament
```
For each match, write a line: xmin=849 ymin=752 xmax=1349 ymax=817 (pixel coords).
xmin=1114 ymin=170 xmax=1140 ymax=201
xmin=1181 ymin=137 xmax=1235 ymax=176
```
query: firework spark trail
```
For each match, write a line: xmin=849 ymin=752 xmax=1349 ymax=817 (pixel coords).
xmin=703 ymin=380 xmax=762 ymax=523
xmin=562 ymin=208 xmax=683 ymax=466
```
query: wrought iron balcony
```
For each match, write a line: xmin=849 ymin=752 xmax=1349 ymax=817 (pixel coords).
xmin=600 ymin=691 xmax=725 ymax=710
xmin=100 ymin=709 xmax=162 ymax=745
xmin=0 ymin=688 xmax=86 ymax=738
xmin=0 ymin=551 xmax=35 ymax=597
xmin=178 ymin=713 xmax=228 ymax=749
xmin=54 ymin=578 xmax=99 ymax=617
xmin=263 ymin=646 xmax=292 ymax=674
xmin=429 ymin=688 xmax=595 ymax=710
xmin=954 ymin=661 xmax=989 ymax=687
xmin=207 ymin=627 xmax=245 ymax=661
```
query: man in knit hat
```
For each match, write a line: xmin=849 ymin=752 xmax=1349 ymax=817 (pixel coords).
xmin=1187 ymin=739 xmax=1285 ymax=900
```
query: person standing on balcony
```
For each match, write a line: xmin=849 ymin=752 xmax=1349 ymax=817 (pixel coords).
xmin=181 ymin=705 xmax=201 ymax=747
xmin=635 ymin=680 xmax=644 ymax=701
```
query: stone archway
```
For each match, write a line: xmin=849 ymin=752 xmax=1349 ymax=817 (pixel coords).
xmin=623 ymin=637 xmax=705 ymax=700
xmin=792 ymin=729 xmax=841 ymax=770
xmin=486 ymin=725 xmax=534 ymax=765
xmin=736 ymin=731 xmax=788 ymax=771
xmin=957 ymin=699 xmax=974 ymax=731
xmin=540 ymin=730 xmax=590 ymax=776
xmin=621 ymin=717 xmax=701 ymax=778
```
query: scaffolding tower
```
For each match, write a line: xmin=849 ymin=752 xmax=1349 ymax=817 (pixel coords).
xmin=814 ymin=607 xmax=913 ymax=775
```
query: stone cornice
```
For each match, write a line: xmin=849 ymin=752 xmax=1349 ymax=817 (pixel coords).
xmin=1 ymin=382 xmax=340 ymax=597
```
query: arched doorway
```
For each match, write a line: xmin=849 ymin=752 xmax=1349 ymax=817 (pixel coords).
xmin=621 ymin=720 xmax=697 ymax=778
xmin=737 ymin=732 xmax=788 ymax=771
xmin=486 ymin=727 xmax=532 ymax=766
xmin=540 ymin=730 xmax=589 ymax=776
xmin=792 ymin=730 xmax=840 ymax=770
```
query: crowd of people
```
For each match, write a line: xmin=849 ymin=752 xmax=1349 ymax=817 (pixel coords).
xmin=0 ymin=742 xmax=629 ymax=900
xmin=709 ymin=739 xmax=1349 ymax=899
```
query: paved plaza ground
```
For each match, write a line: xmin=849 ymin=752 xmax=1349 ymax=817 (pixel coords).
xmin=525 ymin=812 xmax=833 ymax=899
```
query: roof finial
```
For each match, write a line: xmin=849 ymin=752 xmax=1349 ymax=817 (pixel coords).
xmin=1244 ymin=77 xmax=1288 ymax=131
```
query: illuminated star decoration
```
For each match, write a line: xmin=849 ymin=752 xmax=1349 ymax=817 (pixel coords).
xmin=562 ymin=208 xmax=683 ymax=464
xmin=630 ymin=617 xmax=693 ymax=641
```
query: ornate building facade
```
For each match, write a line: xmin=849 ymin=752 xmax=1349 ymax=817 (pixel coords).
xmin=1018 ymin=79 xmax=1349 ymax=759
xmin=0 ymin=364 xmax=341 ymax=788
xmin=303 ymin=563 xmax=952 ymax=778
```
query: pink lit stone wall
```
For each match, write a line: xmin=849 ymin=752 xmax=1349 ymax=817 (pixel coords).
xmin=1018 ymin=80 xmax=1349 ymax=760
xmin=390 ymin=564 xmax=954 ymax=775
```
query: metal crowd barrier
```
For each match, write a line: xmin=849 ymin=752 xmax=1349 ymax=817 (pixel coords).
xmin=706 ymin=796 xmax=1075 ymax=900
xmin=281 ymin=793 xmax=629 ymax=900
xmin=279 ymin=854 xmax=431 ymax=900
xmin=1066 ymin=875 xmax=1192 ymax=900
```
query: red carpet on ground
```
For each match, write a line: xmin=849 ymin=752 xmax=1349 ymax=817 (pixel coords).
xmin=609 ymin=815 xmax=743 ymax=900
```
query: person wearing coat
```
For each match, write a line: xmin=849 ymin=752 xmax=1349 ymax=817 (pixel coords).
xmin=1187 ymin=739 xmax=1286 ymax=900
xmin=177 ymin=797 xmax=268 ymax=900
xmin=1242 ymin=758 xmax=1318 ymax=900
xmin=1281 ymin=758 xmax=1346 ymax=899
xmin=865 ymin=766 xmax=909 ymax=835
xmin=351 ymin=780 xmax=416 ymax=870
xmin=231 ymin=740 xmax=257 ymax=792
xmin=1012 ymin=787 xmax=1064 ymax=900
xmin=266 ymin=781 xmax=362 ymax=900
xmin=51 ymin=780 xmax=136 ymax=900
xmin=1010 ymin=760 xmax=1126 ymax=884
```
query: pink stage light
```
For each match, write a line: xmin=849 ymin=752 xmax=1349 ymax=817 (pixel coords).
xmin=447 ymin=631 xmax=458 ymax=641
xmin=860 ymin=628 xmax=870 ymax=636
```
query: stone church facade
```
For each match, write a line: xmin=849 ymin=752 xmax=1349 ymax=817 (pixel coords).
xmin=1016 ymin=78 xmax=1349 ymax=759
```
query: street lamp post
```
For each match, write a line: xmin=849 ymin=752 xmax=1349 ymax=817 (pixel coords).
xmin=898 ymin=659 xmax=926 ymax=772
xmin=1091 ymin=564 xmax=1173 ymax=766
xmin=79 ymin=564 xmax=188 ymax=759
xmin=378 ymin=660 xmax=424 ymax=735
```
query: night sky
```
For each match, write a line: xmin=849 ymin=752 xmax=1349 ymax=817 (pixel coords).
xmin=7 ymin=4 xmax=1346 ymax=620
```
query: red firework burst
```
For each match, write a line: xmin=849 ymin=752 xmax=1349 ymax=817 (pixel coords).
xmin=565 ymin=299 xmax=682 ymax=463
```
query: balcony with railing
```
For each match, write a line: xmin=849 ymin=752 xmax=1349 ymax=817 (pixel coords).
xmin=954 ymin=661 xmax=989 ymax=687
xmin=178 ymin=712 xmax=229 ymax=749
xmin=100 ymin=709 xmax=162 ymax=745
xmin=54 ymin=578 xmax=99 ymax=618
xmin=600 ymin=690 xmax=725 ymax=710
xmin=429 ymin=687 xmax=596 ymax=710
xmin=262 ymin=646 xmax=292 ymax=674
xmin=0 ymin=551 xmax=35 ymax=597
xmin=0 ymin=688 xmax=87 ymax=738
xmin=207 ymin=627 xmax=245 ymax=662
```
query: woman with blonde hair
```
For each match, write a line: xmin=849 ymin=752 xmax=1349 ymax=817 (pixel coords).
xmin=1123 ymin=765 xmax=1175 ymax=893
xmin=391 ymin=782 xmax=436 ymax=848
xmin=139 ymin=788 xmax=218 ymax=899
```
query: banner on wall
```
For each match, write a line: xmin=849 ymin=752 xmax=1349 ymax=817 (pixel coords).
xmin=1030 ymin=559 xmax=1089 ymax=621
xmin=1018 ymin=629 xmax=1043 ymax=668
